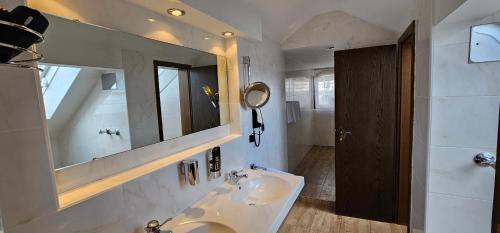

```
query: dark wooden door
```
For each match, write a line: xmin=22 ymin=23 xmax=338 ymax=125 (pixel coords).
xmin=335 ymin=45 xmax=397 ymax=222
xmin=189 ymin=65 xmax=220 ymax=133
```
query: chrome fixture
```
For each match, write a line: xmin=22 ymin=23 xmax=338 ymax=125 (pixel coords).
xmin=0 ymin=19 xmax=45 ymax=69
xmin=250 ymin=164 xmax=267 ymax=171
xmin=242 ymin=56 xmax=270 ymax=147
xmin=242 ymin=56 xmax=271 ymax=109
xmin=207 ymin=147 xmax=222 ymax=180
xmin=474 ymin=152 xmax=496 ymax=169
xmin=337 ymin=128 xmax=352 ymax=144
xmin=99 ymin=128 xmax=120 ymax=136
xmin=228 ymin=170 xmax=248 ymax=185
xmin=180 ymin=160 xmax=200 ymax=186
xmin=0 ymin=6 xmax=49 ymax=70
xmin=144 ymin=218 xmax=173 ymax=233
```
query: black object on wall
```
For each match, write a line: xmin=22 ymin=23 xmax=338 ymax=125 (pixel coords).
xmin=249 ymin=109 xmax=265 ymax=147
xmin=0 ymin=6 xmax=49 ymax=63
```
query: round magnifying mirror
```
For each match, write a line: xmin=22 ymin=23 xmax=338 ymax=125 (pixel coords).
xmin=244 ymin=82 xmax=271 ymax=109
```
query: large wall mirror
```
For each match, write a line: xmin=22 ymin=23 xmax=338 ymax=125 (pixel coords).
xmin=37 ymin=14 xmax=230 ymax=170
xmin=470 ymin=22 xmax=500 ymax=63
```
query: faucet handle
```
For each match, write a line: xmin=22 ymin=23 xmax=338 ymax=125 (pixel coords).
xmin=144 ymin=218 xmax=173 ymax=233
xmin=145 ymin=220 xmax=160 ymax=233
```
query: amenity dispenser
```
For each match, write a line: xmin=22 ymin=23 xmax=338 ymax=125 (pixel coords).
xmin=180 ymin=160 xmax=199 ymax=186
xmin=207 ymin=147 xmax=222 ymax=180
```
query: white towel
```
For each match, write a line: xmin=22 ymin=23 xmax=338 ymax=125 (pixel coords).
xmin=292 ymin=101 xmax=301 ymax=120
xmin=286 ymin=101 xmax=301 ymax=124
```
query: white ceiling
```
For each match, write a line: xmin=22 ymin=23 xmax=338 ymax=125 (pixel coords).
xmin=238 ymin=0 xmax=418 ymax=42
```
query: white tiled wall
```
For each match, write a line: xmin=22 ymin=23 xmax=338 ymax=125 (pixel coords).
xmin=427 ymin=11 xmax=500 ymax=233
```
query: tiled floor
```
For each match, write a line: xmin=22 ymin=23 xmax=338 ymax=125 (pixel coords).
xmin=294 ymin=146 xmax=335 ymax=202
xmin=278 ymin=197 xmax=407 ymax=233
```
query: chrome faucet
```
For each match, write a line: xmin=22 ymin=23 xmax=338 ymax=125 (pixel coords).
xmin=228 ymin=170 xmax=248 ymax=185
xmin=144 ymin=218 xmax=173 ymax=233
xmin=250 ymin=163 xmax=267 ymax=171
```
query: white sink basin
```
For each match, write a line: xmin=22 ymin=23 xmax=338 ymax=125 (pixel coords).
xmin=161 ymin=169 xmax=304 ymax=233
xmin=168 ymin=221 xmax=236 ymax=233
xmin=231 ymin=174 xmax=292 ymax=205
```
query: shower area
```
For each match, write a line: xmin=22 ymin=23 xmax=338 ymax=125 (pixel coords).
xmin=285 ymin=47 xmax=335 ymax=203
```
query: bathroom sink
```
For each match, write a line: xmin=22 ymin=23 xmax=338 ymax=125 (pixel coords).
xmin=231 ymin=174 xmax=292 ymax=205
xmin=167 ymin=221 xmax=236 ymax=233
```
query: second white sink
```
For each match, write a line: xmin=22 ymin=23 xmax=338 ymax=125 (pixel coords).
xmin=231 ymin=174 xmax=292 ymax=205
xmin=168 ymin=221 xmax=236 ymax=233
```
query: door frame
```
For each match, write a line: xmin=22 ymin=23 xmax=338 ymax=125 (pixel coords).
xmin=395 ymin=21 xmax=416 ymax=228
xmin=153 ymin=60 xmax=193 ymax=142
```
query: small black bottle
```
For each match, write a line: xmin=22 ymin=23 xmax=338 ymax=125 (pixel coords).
xmin=207 ymin=147 xmax=221 ymax=180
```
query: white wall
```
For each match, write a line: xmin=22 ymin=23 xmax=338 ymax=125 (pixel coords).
xmin=158 ymin=69 xmax=183 ymax=140
xmin=285 ymin=69 xmax=335 ymax=171
xmin=433 ymin=0 xmax=466 ymax=24
xmin=0 ymin=2 xmax=287 ymax=233
xmin=409 ymin=1 xmax=433 ymax=232
xmin=426 ymin=11 xmax=500 ymax=233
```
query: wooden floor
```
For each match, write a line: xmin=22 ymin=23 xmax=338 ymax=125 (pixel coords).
xmin=294 ymin=146 xmax=335 ymax=202
xmin=278 ymin=197 xmax=407 ymax=233
xmin=281 ymin=146 xmax=407 ymax=233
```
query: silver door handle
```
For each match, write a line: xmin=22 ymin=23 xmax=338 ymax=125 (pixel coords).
xmin=474 ymin=152 xmax=496 ymax=169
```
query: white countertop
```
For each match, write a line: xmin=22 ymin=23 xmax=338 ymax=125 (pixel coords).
xmin=163 ymin=169 xmax=304 ymax=233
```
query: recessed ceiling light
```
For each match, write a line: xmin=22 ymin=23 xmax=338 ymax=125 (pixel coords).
xmin=222 ymin=31 xmax=234 ymax=37
xmin=147 ymin=18 xmax=157 ymax=22
xmin=167 ymin=8 xmax=186 ymax=17
xmin=328 ymin=46 xmax=335 ymax=51
xmin=204 ymin=37 xmax=211 ymax=40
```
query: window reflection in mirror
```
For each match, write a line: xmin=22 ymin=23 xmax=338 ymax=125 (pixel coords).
xmin=470 ymin=22 xmax=500 ymax=63
xmin=39 ymin=64 xmax=131 ymax=168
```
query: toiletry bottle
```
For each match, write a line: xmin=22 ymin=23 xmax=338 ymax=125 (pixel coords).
xmin=208 ymin=147 xmax=221 ymax=180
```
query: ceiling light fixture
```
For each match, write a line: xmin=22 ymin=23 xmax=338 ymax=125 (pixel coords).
xmin=328 ymin=46 xmax=335 ymax=51
xmin=222 ymin=31 xmax=234 ymax=37
xmin=204 ymin=37 xmax=211 ymax=40
xmin=167 ymin=8 xmax=186 ymax=17
xmin=147 ymin=18 xmax=156 ymax=22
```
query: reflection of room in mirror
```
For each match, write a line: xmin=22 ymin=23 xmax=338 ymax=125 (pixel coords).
xmin=157 ymin=66 xmax=186 ymax=141
xmin=155 ymin=61 xmax=222 ymax=142
xmin=39 ymin=64 xmax=131 ymax=169
xmin=36 ymin=14 xmax=230 ymax=171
